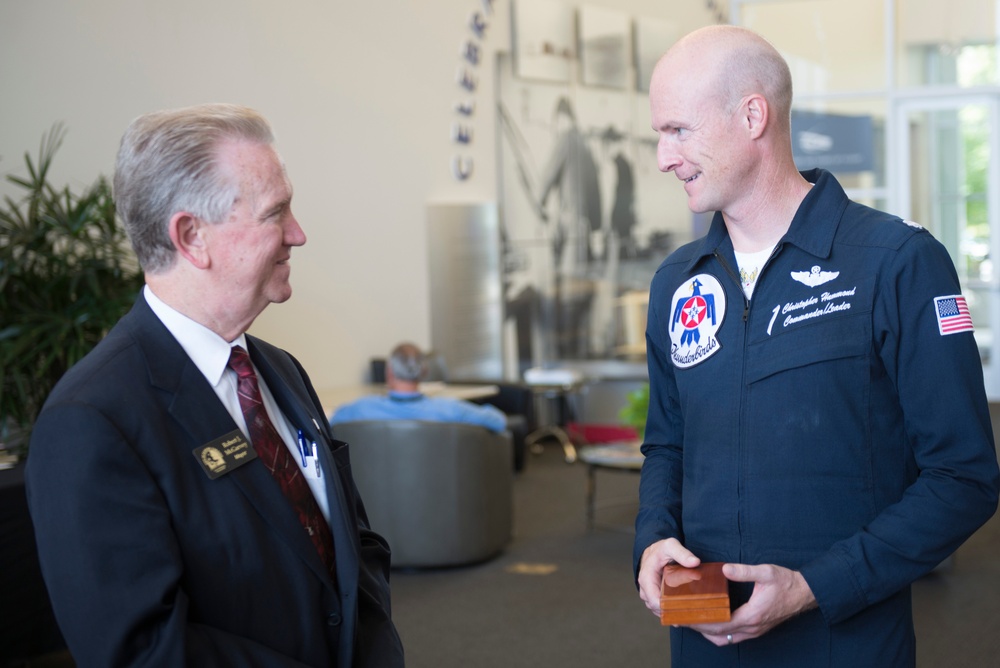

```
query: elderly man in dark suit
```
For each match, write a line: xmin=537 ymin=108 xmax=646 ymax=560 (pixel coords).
xmin=25 ymin=104 xmax=404 ymax=667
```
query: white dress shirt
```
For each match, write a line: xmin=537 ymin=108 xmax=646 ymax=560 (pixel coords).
xmin=143 ymin=286 xmax=331 ymax=522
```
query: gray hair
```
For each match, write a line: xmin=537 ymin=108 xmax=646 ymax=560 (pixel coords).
xmin=112 ymin=103 xmax=275 ymax=274
xmin=388 ymin=343 xmax=427 ymax=382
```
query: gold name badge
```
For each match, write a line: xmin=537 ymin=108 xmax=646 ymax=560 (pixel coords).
xmin=193 ymin=429 xmax=258 ymax=479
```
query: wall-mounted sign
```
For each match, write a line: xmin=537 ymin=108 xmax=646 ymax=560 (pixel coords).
xmin=791 ymin=110 xmax=874 ymax=173
xmin=452 ymin=0 xmax=497 ymax=181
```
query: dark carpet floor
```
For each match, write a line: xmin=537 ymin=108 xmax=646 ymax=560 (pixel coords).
xmin=390 ymin=441 xmax=1000 ymax=668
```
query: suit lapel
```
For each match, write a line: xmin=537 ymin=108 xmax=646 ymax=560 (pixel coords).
xmin=127 ymin=298 xmax=334 ymax=587
xmin=247 ymin=338 xmax=361 ymax=589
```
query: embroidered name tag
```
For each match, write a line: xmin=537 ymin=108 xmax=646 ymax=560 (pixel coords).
xmin=193 ymin=429 xmax=258 ymax=479
xmin=767 ymin=286 xmax=858 ymax=336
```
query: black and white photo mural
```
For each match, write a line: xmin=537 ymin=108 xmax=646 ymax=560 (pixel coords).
xmin=496 ymin=8 xmax=698 ymax=373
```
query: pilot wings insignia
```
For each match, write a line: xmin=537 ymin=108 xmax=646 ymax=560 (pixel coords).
xmin=791 ymin=266 xmax=840 ymax=287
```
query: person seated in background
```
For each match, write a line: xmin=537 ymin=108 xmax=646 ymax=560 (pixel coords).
xmin=330 ymin=342 xmax=508 ymax=433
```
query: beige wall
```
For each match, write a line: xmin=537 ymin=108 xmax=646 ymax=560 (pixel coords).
xmin=0 ymin=0 xmax=715 ymax=391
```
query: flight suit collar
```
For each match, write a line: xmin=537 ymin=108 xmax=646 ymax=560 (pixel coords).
xmin=685 ymin=168 xmax=849 ymax=273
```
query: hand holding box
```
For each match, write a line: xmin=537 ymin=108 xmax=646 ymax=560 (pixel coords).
xmin=660 ymin=562 xmax=732 ymax=626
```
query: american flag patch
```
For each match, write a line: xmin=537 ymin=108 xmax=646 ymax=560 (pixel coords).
xmin=934 ymin=295 xmax=974 ymax=335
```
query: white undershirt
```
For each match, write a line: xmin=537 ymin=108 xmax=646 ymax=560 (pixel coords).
xmin=733 ymin=245 xmax=775 ymax=300
xmin=143 ymin=286 xmax=331 ymax=522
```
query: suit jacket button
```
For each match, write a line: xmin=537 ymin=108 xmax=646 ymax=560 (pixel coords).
xmin=327 ymin=612 xmax=342 ymax=627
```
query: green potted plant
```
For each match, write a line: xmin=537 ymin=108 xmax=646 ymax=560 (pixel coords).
xmin=618 ymin=382 xmax=649 ymax=441
xmin=0 ymin=125 xmax=144 ymax=457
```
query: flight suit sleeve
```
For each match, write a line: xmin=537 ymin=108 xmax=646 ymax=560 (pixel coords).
xmin=633 ymin=272 xmax=687 ymax=579
xmin=800 ymin=231 xmax=1000 ymax=624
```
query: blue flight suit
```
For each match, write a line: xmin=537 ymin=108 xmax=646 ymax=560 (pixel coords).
xmin=634 ymin=169 xmax=1000 ymax=667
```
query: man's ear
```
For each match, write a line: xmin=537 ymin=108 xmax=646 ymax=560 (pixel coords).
xmin=168 ymin=212 xmax=211 ymax=270
xmin=743 ymin=94 xmax=769 ymax=139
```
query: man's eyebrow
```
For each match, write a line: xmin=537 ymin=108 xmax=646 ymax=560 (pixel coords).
xmin=261 ymin=197 xmax=292 ymax=219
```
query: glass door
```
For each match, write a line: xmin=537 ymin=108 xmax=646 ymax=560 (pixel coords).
xmin=892 ymin=95 xmax=1000 ymax=398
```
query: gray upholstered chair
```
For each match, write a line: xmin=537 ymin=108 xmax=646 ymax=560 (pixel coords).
xmin=330 ymin=420 xmax=514 ymax=568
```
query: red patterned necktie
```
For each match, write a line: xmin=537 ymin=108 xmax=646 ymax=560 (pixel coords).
xmin=228 ymin=346 xmax=335 ymax=575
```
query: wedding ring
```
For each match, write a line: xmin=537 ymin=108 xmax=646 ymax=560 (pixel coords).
xmin=727 ymin=634 xmax=734 ymax=645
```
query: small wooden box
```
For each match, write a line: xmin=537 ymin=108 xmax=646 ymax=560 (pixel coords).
xmin=660 ymin=562 xmax=731 ymax=626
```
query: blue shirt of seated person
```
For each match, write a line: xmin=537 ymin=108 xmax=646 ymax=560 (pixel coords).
xmin=329 ymin=342 xmax=508 ymax=434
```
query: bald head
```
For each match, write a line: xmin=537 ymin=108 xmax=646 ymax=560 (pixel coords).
xmin=654 ymin=26 xmax=793 ymax=133
xmin=648 ymin=25 xmax=808 ymax=228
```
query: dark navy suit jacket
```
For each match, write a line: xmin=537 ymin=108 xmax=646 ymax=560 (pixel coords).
xmin=26 ymin=295 xmax=403 ymax=667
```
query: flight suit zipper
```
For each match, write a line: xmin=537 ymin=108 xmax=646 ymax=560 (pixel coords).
xmin=712 ymin=245 xmax=782 ymax=565
xmin=715 ymin=252 xmax=750 ymax=321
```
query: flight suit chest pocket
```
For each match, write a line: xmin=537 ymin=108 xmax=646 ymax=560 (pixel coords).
xmin=745 ymin=277 xmax=874 ymax=384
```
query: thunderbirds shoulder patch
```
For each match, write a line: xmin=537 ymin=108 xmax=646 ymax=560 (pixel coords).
xmin=668 ymin=274 xmax=726 ymax=369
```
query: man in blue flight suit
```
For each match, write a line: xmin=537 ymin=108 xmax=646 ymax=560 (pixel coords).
xmin=634 ymin=25 xmax=1000 ymax=667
